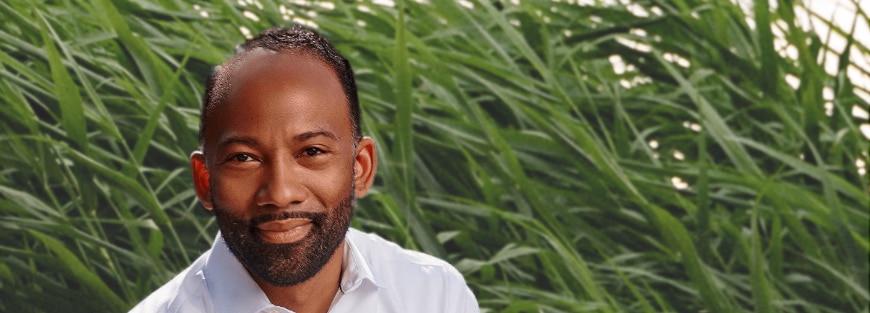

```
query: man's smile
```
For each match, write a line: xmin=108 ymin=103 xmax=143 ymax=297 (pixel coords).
xmin=256 ymin=218 xmax=313 ymax=244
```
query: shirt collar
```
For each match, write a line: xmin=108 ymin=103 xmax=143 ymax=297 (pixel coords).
xmin=203 ymin=229 xmax=383 ymax=313
xmin=338 ymin=229 xmax=384 ymax=293
xmin=204 ymin=232 xmax=277 ymax=313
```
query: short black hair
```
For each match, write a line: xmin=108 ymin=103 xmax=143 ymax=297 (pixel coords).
xmin=199 ymin=24 xmax=360 ymax=147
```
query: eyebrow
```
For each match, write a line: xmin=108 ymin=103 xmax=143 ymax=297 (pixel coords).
xmin=215 ymin=136 xmax=259 ymax=151
xmin=294 ymin=130 xmax=338 ymax=142
xmin=215 ymin=131 xmax=339 ymax=151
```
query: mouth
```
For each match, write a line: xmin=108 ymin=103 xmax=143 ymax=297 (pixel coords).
xmin=255 ymin=218 xmax=313 ymax=244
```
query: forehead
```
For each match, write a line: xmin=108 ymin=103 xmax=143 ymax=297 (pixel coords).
xmin=227 ymin=49 xmax=339 ymax=93
xmin=203 ymin=50 xmax=350 ymax=150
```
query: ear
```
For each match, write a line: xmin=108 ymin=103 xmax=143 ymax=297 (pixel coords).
xmin=353 ymin=137 xmax=377 ymax=198
xmin=190 ymin=151 xmax=214 ymax=211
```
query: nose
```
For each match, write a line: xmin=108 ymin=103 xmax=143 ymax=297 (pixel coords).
xmin=255 ymin=159 xmax=308 ymax=209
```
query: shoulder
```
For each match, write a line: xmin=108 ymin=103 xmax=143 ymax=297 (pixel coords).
xmin=347 ymin=228 xmax=460 ymax=277
xmin=128 ymin=251 xmax=213 ymax=313
xmin=346 ymin=228 xmax=479 ymax=312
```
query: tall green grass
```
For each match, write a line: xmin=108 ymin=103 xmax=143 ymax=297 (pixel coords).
xmin=1 ymin=0 xmax=867 ymax=312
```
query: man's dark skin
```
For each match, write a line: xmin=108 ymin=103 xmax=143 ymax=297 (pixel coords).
xmin=190 ymin=49 xmax=377 ymax=313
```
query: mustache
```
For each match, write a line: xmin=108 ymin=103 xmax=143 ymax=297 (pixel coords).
xmin=250 ymin=211 xmax=326 ymax=227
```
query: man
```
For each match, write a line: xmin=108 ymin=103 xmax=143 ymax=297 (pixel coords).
xmin=131 ymin=25 xmax=479 ymax=313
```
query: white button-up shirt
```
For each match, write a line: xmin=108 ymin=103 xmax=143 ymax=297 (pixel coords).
xmin=130 ymin=228 xmax=479 ymax=313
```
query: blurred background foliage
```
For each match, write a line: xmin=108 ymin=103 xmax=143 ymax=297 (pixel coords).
xmin=0 ymin=0 xmax=868 ymax=312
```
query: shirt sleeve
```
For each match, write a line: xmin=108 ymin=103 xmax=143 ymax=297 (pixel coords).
xmin=457 ymin=285 xmax=480 ymax=313
xmin=442 ymin=265 xmax=479 ymax=313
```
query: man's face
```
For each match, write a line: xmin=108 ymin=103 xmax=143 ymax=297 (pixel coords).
xmin=191 ymin=50 xmax=374 ymax=286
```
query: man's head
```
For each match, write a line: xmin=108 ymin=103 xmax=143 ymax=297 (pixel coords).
xmin=200 ymin=25 xmax=362 ymax=147
xmin=190 ymin=26 xmax=376 ymax=287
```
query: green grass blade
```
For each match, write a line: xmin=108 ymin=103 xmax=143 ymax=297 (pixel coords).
xmin=27 ymin=229 xmax=127 ymax=311
xmin=37 ymin=11 xmax=87 ymax=151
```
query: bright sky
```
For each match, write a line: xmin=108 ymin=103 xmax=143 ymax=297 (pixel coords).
xmin=801 ymin=0 xmax=869 ymax=99
xmin=799 ymin=0 xmax=870 ymax=140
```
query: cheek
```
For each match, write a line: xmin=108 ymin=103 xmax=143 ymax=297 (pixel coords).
xmin=308 ymin=162 xmax=355 ymax=201
xmin=211 ymin=171 xmax=260 ymax=208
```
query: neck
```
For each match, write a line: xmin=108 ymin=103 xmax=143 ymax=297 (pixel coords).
xmin=254 ymin=240 xmax=345 ymax=313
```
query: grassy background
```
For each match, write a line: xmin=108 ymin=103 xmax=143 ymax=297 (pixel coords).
xmin=1 ymin=0 xmax=868 ymax=312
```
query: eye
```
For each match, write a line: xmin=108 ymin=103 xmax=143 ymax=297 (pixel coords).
xmin=230 ymin=153 xmax=255 ymax=162
xmin=301 ymin=147 xmax=324 ymax=157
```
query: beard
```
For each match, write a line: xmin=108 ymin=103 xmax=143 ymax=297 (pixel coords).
xmin=212 ymin=193 xmax=354 ymax=287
